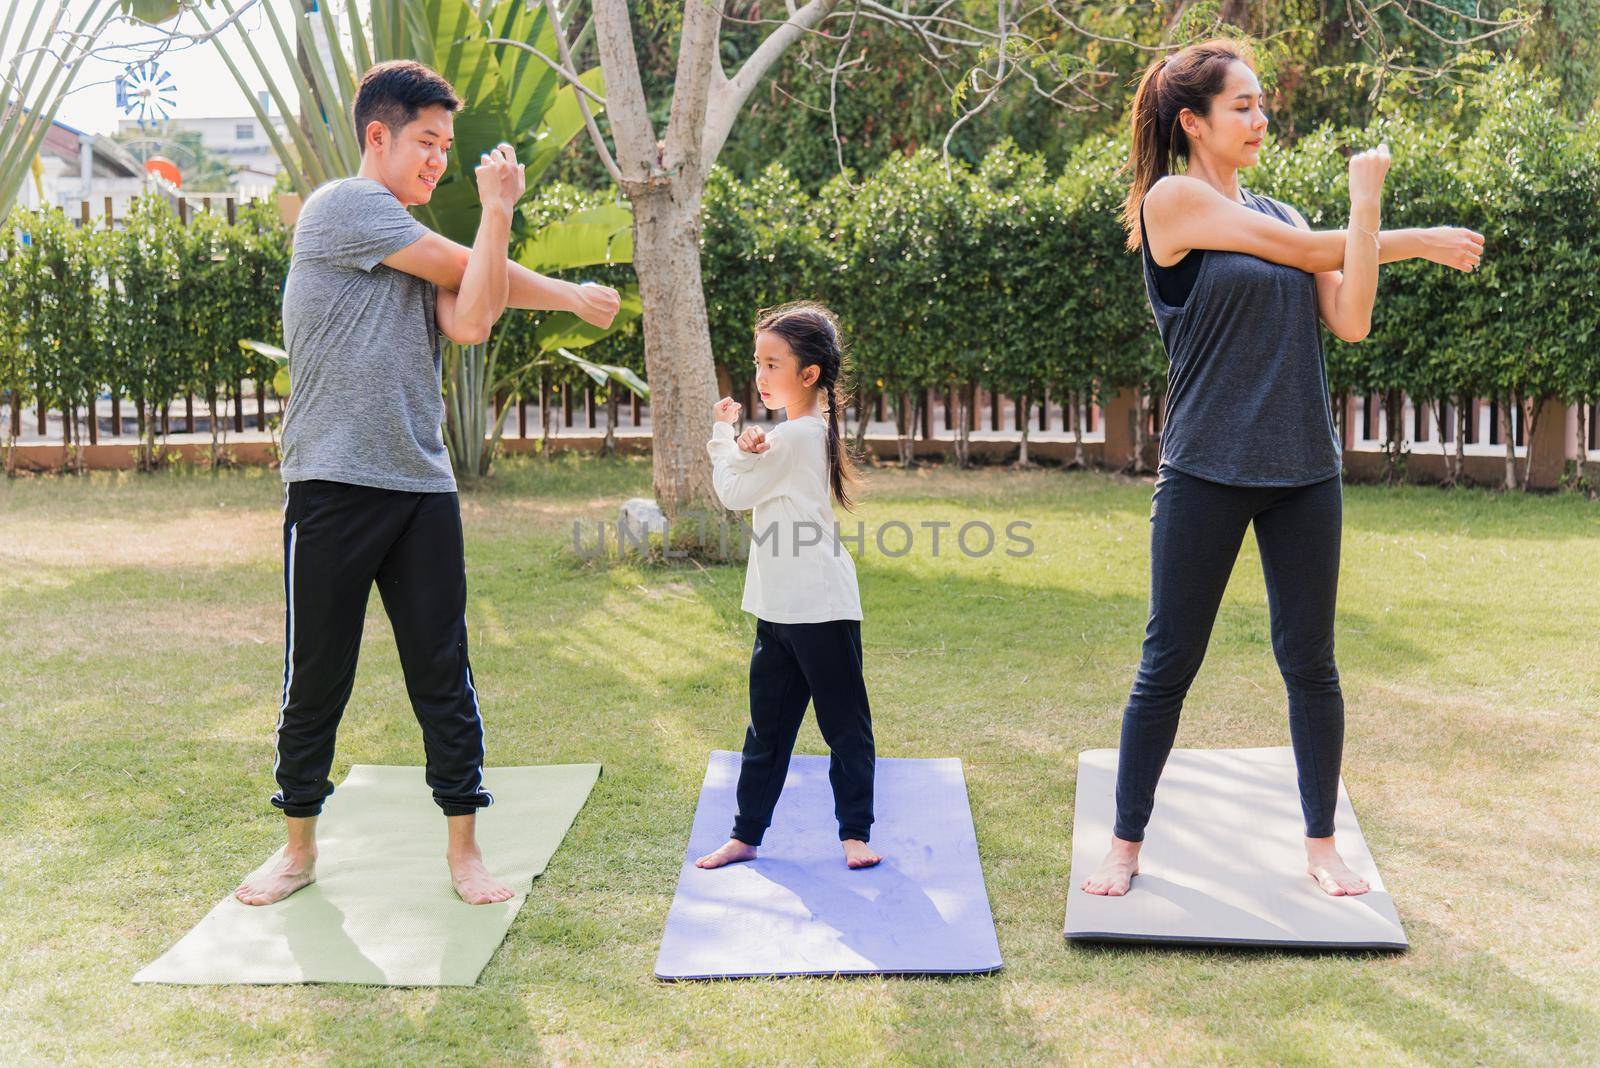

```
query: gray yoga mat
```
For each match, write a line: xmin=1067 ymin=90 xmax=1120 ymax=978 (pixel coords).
xmin=655 ymin=750 xmax=1003 ymax=980
xmin=1064 ymin=747 xmax=1406 ymax=950
xmin=134 ymin=763 xmax=601 ymax=986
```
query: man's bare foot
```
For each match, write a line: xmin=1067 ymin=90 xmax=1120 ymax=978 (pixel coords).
xmin=695 ymin=838 xmax=758 ymax=869
xmin=447 ymin=847 xmax=515 ymax=905
xmin=842 ymin=839 xmax=881 ymax=869
xmin=234 ymin=851 xmax=317 ymax=906
xmin=1080 ymin=837 xmax=1141 ymax=896
xmin=1306 ymin=836 xmax=1370 ymax=896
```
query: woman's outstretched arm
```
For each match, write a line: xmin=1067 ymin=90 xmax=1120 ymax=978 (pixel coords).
xmin=1284 ymin=210 xmax=1485 ymax=343
xmin=1143 ymin=172 xmax=1482 ymax=276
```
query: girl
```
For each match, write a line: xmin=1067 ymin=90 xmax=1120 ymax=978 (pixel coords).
xmin=1081 ymin=40 xmax=1484 ymax=898
xmin=696 ymin=300 xmax=880 ymax=872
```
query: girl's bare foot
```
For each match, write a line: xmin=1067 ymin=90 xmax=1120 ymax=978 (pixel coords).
xmin=1305 ymin=836 xmax=1370 ymax=896
xmin=1080 ymin=837 xmax=1141 ymax=896
xmin=447 ymin=847 xmax=515 ymax=904
xmin=234 ymin=851 xmax=317 ymax=906
xmin=842 ymin=839 xmax=881 ymax=869
xmin=696 ymin=838 xmax=758 ymax=869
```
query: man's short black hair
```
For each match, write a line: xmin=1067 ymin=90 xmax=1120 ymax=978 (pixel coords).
xmin=353 ymin=60 xmax=461 ymax=153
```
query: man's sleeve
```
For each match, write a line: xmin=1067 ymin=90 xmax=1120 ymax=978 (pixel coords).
xmin=318 ymin=180 xmax=429 ymax=272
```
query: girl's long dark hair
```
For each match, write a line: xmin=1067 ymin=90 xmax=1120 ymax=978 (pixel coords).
xmin=753 ymin=300 xmax=864 ymax=512
xmin=1122 ymin=37 xmax=1256 ymax=251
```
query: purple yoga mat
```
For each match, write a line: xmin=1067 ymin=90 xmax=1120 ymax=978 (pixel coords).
xmin=655 ymin=750 xmax=1003 ymax=980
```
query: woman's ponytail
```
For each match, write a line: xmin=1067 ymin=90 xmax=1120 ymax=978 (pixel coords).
xmin=1121 ymin=38 xmax=1258 ymax=251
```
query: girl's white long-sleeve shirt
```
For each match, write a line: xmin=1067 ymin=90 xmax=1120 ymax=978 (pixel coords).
xmin=705 ymin=416 xmax=862 ymax=624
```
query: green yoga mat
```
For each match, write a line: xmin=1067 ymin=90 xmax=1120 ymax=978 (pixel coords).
xmin=134 ymin=763 xmax=601 ymax=987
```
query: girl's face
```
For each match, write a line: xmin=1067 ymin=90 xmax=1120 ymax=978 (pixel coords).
xmin=1186 ymin=60 xmax=1269 ymax=169
xmin=753 ymin=329 xmax=820 ymax=413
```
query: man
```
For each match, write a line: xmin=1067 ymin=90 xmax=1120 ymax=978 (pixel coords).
xmin=234 ymin=60 xmax=620 ymax=906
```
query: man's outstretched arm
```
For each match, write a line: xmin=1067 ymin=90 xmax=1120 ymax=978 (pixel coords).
xmin=380 ymin=221 xmax=622 ymax=330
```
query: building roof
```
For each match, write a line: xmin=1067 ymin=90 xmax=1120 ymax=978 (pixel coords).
xmin=40 ymin=119 xmax=144 ymax=178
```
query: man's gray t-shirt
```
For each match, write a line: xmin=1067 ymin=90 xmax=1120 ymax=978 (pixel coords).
xmin=280 ymin=176 xmax=456 ymax=493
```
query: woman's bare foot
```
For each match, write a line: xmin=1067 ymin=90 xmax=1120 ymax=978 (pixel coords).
xmin=1305 ymin=836 xmax=1370 ymax=896
xmin=447 ymin=847 xmax=515 ymax=904
xmin=234 ymin=851 xmax=317 ymax=906
xmin=842 ymin=839 xmax=881 ymax=869
xmin=1080 ymin=837 xmax=1142 ymax=896
xmin=696 ymin=838 xmax=758 ymax=869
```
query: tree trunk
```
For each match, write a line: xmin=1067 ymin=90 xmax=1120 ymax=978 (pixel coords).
xmin=1131 ymin=389 xmax=1150 ymax=474
xmin=1519 ymin=393 xmax=1542 ymax=491
xmin=1071 ymin=390 xmax=1087 ymax=469
xmin=1383 ymin=388 xmax=1405 ymax=485
xmin=1500 ymin=393 xmax=1517 ymax=490
xmin=2 ymin=391 xmax=14 ymax=477
xmin=852 ymin=383 xmax=870 ymax=453
xmin=1432 ymin=399 xmax=1455 ymax=488
xmin=628 ymin=181 xmax=726 ymax=522
xmin=1454 ymin=395 xmax=1467 ymax=485
xmin=539 ymin=373 xmax=552 ymax=457
xmin=1017 ymin=392 xmax=1031 ymax=467
xmin=602 ymin=391 xmax=619 ymax=457
xmin=1576 ymin=399 xmax=1591 ymax=491
xmin=895 ymin=390 xmax=914 ymax=467
xmin=63 ymin=399 xmax=74 ymax=473
xmin=953 ymin=381 xmax=972 ymax=468
xmin=951 ymin=393 xmax=965 ymax=465
xmin=208 ymin=384 xmax=221 ymax=467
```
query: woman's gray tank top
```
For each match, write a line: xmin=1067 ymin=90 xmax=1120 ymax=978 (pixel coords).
xmin=1139 ymin=186 xmax=1341 ymax=486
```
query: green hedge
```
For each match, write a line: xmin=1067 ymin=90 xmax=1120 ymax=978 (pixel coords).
xmin=703 ymin=62 xmax=1598 ymax=465
xmin=0 ymin=195 xmax=288 ymax=465
xmin=5 ymin=64 xmax=1595 ymax=474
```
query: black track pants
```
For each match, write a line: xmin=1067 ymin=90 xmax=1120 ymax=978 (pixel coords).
xmin=272 ymin=479 xmax=492 ymax=818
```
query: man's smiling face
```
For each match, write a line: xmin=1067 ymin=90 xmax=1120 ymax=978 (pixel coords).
xmin=368 ymin=103 xmax=454 ymax=207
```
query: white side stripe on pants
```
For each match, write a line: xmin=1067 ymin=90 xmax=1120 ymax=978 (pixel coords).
xmin=271 ymin=520 xmax=299 ymax=804
xmin=464 ymin=663 xmax=493 ymax=806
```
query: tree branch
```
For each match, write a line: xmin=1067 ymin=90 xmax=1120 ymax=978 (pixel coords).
xmin=539 ymin=0 xmax=624 ymax=187
xmin=663 ymin=0 xmax=726 ymax=179
xmin=703 ymin=0 xmax=840 ymax=170
xmin=590 ymin=0 xmax=661 ymax=188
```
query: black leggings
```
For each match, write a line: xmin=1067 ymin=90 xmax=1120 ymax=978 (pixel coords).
xmin=1114 ymin=466 xmax=1345 ymax=841
xmin=733 ymin=618 xmax=875 ymax=845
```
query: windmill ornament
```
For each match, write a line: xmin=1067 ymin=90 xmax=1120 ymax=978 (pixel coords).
xmin=115 ymin=61 xmax=177 ymax=126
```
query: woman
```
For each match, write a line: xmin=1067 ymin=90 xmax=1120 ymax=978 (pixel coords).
xmin=1081 ymin=39 xmax=1484 ymax=898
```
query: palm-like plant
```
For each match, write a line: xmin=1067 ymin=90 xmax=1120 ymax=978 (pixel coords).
xmin=0 ymin=1 xmax=120 ymax=222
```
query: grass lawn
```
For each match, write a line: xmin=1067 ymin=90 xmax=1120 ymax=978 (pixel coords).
xmin=2 ymin=456 xmax=1597 ymax=1065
